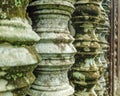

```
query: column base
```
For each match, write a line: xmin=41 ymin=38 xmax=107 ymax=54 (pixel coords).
xmin=29 ymin=85 xmax=74 ymax=96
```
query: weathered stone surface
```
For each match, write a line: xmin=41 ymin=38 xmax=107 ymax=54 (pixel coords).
xmin=0 ymin=44 xmax=38 ymax=66
xmin=115 ymin=0 xmax=120 ymax=95
xmin=28 ymin=0 xmax=76 ymax=96
xmin=69 ymin=0 xmax=102 ymax=95
xmin=0 ymin=0 xmax=40 ymax=96
xmin=0 ymin=19 xmax=40 ymax=43
xmin=94 ymin=0 xmax=110 ymax=95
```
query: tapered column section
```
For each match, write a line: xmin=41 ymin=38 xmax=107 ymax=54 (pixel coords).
xmin=28 ymin=0 xmax=76 ymax=96
xmin=0 ymin=0 xmax=40 ymax=96
xmin=69 ymin=0 xmax=101 ymax=96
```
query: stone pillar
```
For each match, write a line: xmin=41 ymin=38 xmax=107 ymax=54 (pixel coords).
xmin=69 ymin=0 xmax=101 ymax=96
xmin=102 ymin=0 xmax=111 ymax=95
xmin=28 ymin=0 xmax=76 ymax=96
xmin=94 ymin=1 xmax=110 ymax=95
xmin=0 ymin=0 xmax=40 ymax=96
xmin=94 ymin=0 xmax=111 ymax=95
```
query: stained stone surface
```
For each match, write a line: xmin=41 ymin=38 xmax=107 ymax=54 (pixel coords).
xmin=102 ymin=1 xmax=111 ymax=95
xmin=0 ymin=0 xmax=40 ymax=96
xmin=28 ymin=0 xmax=76 ymax=96
xmin=0 ymin=19 xmax=40 ymax=43
xmin=94 ymin=0 xmax=108 ymax=95
xmin=94 ymin=0 xmax=110 ymax=95
xmin=69 ymin=0 xmax=102 ymax=96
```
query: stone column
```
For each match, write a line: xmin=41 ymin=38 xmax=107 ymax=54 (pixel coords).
xmin=94 ymin=0 xmax=111 ymax=95
xmin=102 ymin=0 xmax=111 ymax=95
xmin=69 ymin=0 xmax=101 ymax=95
xmin=0 ymin=0 xmax=40 ymax=96
xmin=94 ymin=0 xmax=108 ymax=95
xmin=28 ymin=0 xmax=76 ymax=96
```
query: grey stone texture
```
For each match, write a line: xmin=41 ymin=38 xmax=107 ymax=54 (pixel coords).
xmin=95 ymin=0 xmax=110 ymax=96
xmin=28 ymin=0 xmax=76 ymax=96
xmin=69 ymin=0 xmax=104 ymax=95
xmin=0 ymin=0 xmax=40 ymax=96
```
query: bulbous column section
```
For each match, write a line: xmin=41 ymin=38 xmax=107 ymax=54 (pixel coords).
xmin=69 ymin=0 xmax=101 ymax=96
xmin=0 ymin=0 xmax=40 ymax=96
xmin=28 ymin=0 xmax=76 ymax=96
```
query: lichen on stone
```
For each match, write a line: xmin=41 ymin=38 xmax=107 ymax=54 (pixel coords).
xmin=0 ymin=0 xmax=29 ymax=19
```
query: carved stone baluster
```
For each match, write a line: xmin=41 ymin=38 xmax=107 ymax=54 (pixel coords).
xmin=94 ymin=0 xmax=110 ymax=95
xmin=28 ymin=0 xmax=76 ymax=96
xmin=102 ymin=0 xmax=111 ymax=95
xmin=94 ymin=0 xmax=109 ymax=95
xmin=0 ymin=0 xmax=40 ymax=96
xmin=69 ymin=0 xmax=101 ymax=95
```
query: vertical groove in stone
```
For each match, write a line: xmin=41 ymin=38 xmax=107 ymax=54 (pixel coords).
xmin=69 ymin=0 xmax=101 ymax=96
xmin=28 ymin=0 xmax=76 ymax=96
xmin=0 ymin=0 xmax=40 ymax=96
